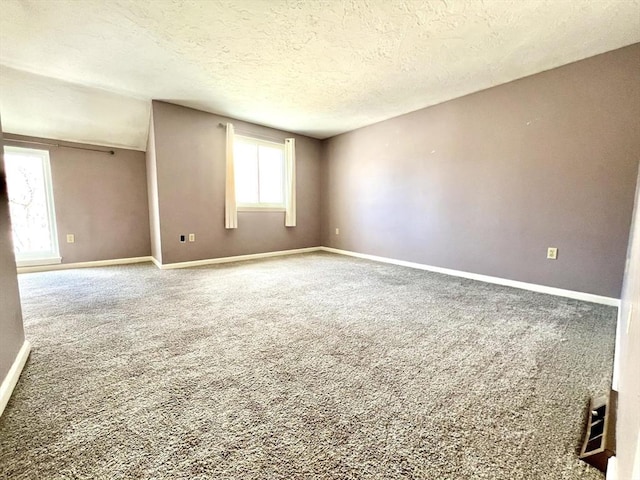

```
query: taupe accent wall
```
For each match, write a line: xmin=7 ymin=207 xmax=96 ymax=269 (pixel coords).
xmin=321 ymin=44 xmax=640 ymax=298
xmin=148 ymin=101 xmax=321 ymax=265
xmin=3 ymin=135 xmax=151 ymax=264
xmin=0 ymin=115 xmax=26 ymax=382
xmin=617 ymin=165 xmax=640 ymax=479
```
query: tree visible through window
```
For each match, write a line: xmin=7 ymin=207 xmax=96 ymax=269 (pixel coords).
xmin=3 ymin=146 xmax=60 ymax=266
xmin=234 ymin=136 xmax=285 ymax=209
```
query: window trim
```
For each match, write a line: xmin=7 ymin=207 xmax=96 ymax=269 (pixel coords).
xmin=234 ymin=134 xmax=286 ymax=210
xmin=237 ymin=206 xmax=286 ymax=212
xmin=3 ymin=146 xmax=61 ymax=267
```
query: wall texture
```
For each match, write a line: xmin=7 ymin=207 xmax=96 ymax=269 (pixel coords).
xmin=616 ymin=164 xmax=640 ymax=479
xmin=149 ymin=101 xmax=322 ymax=265
xmin=321 ymin=44 xmax=640 ymax=298
xmin=0 ymin=115 xmax=26 ymax=383
xmin=3 ymin=134 xmax=151 ymax=264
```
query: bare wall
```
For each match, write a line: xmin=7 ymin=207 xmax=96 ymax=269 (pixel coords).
xmin=3 ymin=135 xmax=151 ymax=264
xmin=321 ymin=44 xmax=640 ymax=298
xmin=616 ymin=163 xmax=640 ymax=479
xmin=0 ymin=115 xmax=25 ymax=382
xmin=149 ymin=101 xmax=321 ymax=265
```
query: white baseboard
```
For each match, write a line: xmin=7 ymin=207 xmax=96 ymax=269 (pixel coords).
xmin=15 ymin=247 xmax=619 ymax=306
xmin=606 ymin=456 xmax=617 ymax=480
xmin=612 ymin=307 xmax=623 ymax=391
xmin=16 ymin=256 xmax=62 ymax=268
xmin=17 ymin=256 xmax=153 ymax=274
xmin=320 ymin=247 xmax=620 ymax=307
xmin=156 ymin=247 xmax=322 ymax=270
xmin=0 ymin=340 xmax=31 ymax=417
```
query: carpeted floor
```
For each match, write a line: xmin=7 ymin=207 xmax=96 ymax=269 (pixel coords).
xmin=0 ymin=252 xmax=615 ymax=479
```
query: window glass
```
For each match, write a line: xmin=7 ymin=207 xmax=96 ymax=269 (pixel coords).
xmin=234 ymin=142 xmax=259 ymax=204
xmin=258 ymin=145 xmax=284 ymax=204
xmin=234 ymin=136 xmax=285 ymax=208
xmin=3 ymin=147 xmax=60 ymax=265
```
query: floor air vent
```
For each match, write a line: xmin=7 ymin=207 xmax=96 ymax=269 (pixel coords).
xmin=579 ymin=390 xmax=617 ymax=473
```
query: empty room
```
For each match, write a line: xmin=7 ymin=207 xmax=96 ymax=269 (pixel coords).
xmin=1 ymin=0 xmax=639 ymax=479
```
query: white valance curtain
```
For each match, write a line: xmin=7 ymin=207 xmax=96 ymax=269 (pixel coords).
xmin=284 ymin=138 xmax=296 ymax=227
xmin=225 ymin=123 xmax=238 ymax=229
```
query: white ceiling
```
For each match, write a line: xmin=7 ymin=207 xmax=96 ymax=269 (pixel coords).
xmin=1 ymin=0 xmax=639 ymax=151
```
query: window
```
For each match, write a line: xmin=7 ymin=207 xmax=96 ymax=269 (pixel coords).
xmin=3 ymin=146 xmax=60 ymax=266
xmin=234 ymin=135 xmax=285 ymax=210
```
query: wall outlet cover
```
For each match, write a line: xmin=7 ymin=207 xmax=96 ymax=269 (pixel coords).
xmin=188 ymin=233 xmax=195 ymax=242
xmin=66 ymin=234 xmax=75 ymax=243
xmin=547 ymin=247 xmax=558 ymax=260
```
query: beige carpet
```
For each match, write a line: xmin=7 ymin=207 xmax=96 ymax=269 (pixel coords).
xmin=0 ymin=252 xmax=614 ymax=479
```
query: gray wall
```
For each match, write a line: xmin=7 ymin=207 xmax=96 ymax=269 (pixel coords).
xmin=321 ymin=44 xmax=640 ymax=298
xmin=0 ymin=115 xmax=26 ymax=382
xmin=3 ymin=135 xmax=151 ymax=264
xmin=617 ymin=164 xmax=640 ymax=479
xmin=149 ymin=101 xmax=322 ymax=265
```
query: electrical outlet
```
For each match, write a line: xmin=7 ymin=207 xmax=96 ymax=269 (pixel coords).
xmin=188 ymin=233 xmax=195 ymax=242
xmin=547 ymin=247 xmax=558 ymax=260
xmin=66 ymin=234 xmax=75 ymax=243
xmin=335 ymin=228 xmax=339 ymax=235
xmin=179 ymin=235 xmax=186 ymax=243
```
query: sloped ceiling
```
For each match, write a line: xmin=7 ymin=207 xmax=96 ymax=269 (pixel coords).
xmin=1 ymin=0 xmax=639 ymax=150
xmin=0 ymin=66 xmax=150 ymax=150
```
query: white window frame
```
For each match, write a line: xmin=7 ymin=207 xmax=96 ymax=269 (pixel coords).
xmin=3 ymin=146 xmax=61 ymax=267
xmin=234 ymin=135 xmax=286 ymax=212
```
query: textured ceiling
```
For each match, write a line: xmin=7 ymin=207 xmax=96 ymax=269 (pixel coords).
xmin=1 ymin=0 xmax=639 ymax=150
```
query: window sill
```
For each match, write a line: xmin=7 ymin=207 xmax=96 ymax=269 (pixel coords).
xmin=238 ymin=207 xmax=286 ymax=212
xmin=16 ymin=257 xmax=62 ymax=268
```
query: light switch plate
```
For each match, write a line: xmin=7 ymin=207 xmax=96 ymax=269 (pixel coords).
xmin=188 ymin=233 xmax=195 ymax=242
xmin=66 ymin=234 xmax=75 ymax=243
